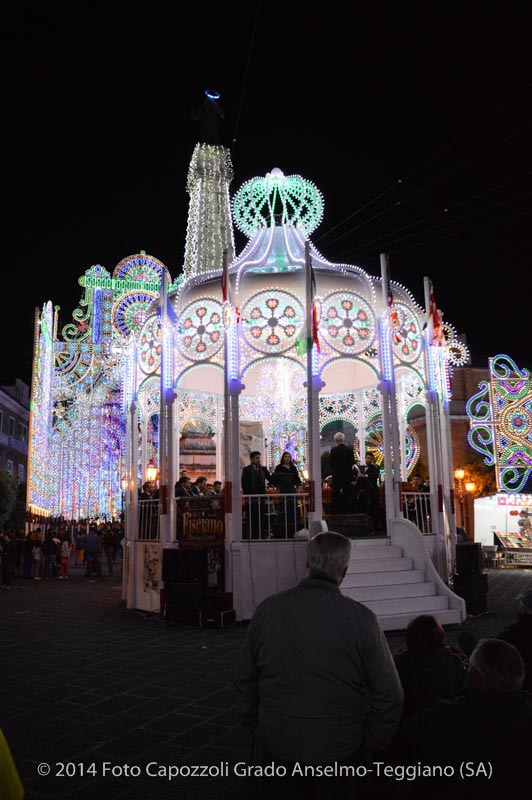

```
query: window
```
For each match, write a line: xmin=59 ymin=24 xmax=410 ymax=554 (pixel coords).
xmin=18 ymin=423 xmax=27 ymax=442
xmin=0 ymin=410 xmax=3 ymax=433
xmin=6 ymin=460 xmax=13 ymax=476
xmin=18 ymin=464 xmax=24 ymax=482
xmin=8 ymin=417 xmax=15 ymax=437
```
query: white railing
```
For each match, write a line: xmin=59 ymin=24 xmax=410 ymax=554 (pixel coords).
xmin=137 ymin=499 xmax=160 ymax=540
xmin=400 ymin=491 xmax=432 ymax=534
xmin=241 ymin=492 xmax=309 ymax=540
xmin=137 ymin=492 xmax=308 ymax=541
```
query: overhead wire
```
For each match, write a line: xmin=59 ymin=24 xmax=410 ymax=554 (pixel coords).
xmin=231 ymin=0 xmax=261 ymax=159
xmin=347 ymin=184 xmax=532 ymax=261
xmin=323 ymin=116 xmax=532 ymax=249
xmin=341 ymin=167 xmax=532 ymax=260
xmin=316 ymin=80 xmax=532 ymax=246
xmin=389 ymin=205 xmax=532 ymax=256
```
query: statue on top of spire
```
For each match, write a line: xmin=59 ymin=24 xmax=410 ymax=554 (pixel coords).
xmin=191 ymin=89 xmax=225 ymax=146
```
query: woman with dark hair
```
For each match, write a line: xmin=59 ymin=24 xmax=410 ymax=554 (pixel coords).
xmin=394 ymin=614 xmax=467 ymax=720
xmin=273 ymin=452 xmax=302 ymax=536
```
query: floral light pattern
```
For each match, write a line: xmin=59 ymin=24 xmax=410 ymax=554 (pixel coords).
xmin=320 ymin=292 xmax=376 ymax=354
xmin=177 ymin=298 xmax=223 ymax=361
xmin=139 ymin=316 xmax=163 ymax=375
xmin=242 ymin=291 xmax=304 ymax=354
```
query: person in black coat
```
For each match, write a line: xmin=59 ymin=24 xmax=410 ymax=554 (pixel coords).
xmin=328 ymin=432 xmax=355 ymax=513
xmin=397 ymin=638 xmax=532 ymax=797
xmin=241 ymin=451 xmax=271 ymax=539
xmin=458 ymin=587 xmax=532 ymax=692
xmin=393 ymin=614 xmax=467 ymax=720
xmin=273 ymin=452 xmax=302 ymax=536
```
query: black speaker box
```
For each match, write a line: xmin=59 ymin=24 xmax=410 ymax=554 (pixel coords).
xmin=165 ymin=581 xmax=205 ymax=609
xmin=453 ymin=572 xmax=488 ymax=615
xmin=453 ymin=572 xmax=488 ymax=594
xmin=162 ymin=549 xmax=209 ymax=584
xmin=165 ymin=605 xmax=203 ymax=626
xmin=455 ymin=543 xmax=483 ymax=576
xmin=202 ymin=609 xmax=237 ymax=629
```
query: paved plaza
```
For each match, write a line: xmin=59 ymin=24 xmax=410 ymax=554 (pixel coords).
xmin=1 ymin=563 xmax=531 ymax=799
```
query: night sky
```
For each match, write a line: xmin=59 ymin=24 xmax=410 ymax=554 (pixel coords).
xmin=2 ymin=5 xmax=532 ymax=387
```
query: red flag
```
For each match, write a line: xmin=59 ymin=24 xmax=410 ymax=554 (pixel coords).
xmin=221 ymin=258 xmax=228 ymax=303
xmin=312 ymin=301 xmax=320 ymax=352
xmin=429 ymin=282 xmax=444 ymax=346
xmin=387 ymin=277 xmax=402 ymax=343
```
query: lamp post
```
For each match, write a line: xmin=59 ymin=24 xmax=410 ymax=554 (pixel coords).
xmin=454 ymin=468 xmax=476 ymax=534
xmin=120 ymin=477 xmax=128 ymax=520
xmin=454 ymin=468 xmax=465 ymax=528
xmin=146 ymin=459 xmax=158 ymax=484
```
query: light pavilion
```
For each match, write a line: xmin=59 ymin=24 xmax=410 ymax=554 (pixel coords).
xmin=27 ymin=141 xmax=469 ymax=628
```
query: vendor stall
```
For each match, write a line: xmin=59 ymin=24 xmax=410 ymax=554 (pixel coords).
xmin=473 ymin=493 xmax=532 ymax=566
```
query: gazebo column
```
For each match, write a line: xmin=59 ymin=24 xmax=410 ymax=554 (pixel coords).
xmin=437 ymin=351 xmax=455 ymax=579
xmin=379 ymin=255 xmax=402 ymax=520
xmin=423 ymin=277 xmax=448 ymax=581
xmin=357 ymin=389 xmax=366 ymax=462
xmin=215 ymin=395 xmax=223 ymax=481
xmin=222 ymin=252 xmax=242 ymax=595
xmin=306 ymin=369 xmax=325 ymax=531
xmin=125 ymin=398 xmax=139 ymax=609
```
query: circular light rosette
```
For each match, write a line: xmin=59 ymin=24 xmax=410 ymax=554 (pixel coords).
xmin=389 ymin=303 xmax=422 ymax=364
xmin=113 ymin=291 xmax=158 ymax=338
xmin=177 ymin=298 xmax=223 ymax=361
xmin=138 ymin=316 xmax=163 ymax=375
xmin=320 ymin=292 xmax=376 ymax=354
xmin=241 ymin=290 xmax=304 ymax=354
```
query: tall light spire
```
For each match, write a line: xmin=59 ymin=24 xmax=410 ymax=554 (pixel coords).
xmin=182 ymin=144 xmax=235 ymax=281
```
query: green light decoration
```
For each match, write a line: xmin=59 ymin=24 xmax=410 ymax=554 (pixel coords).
xmin=232 ymin=169 xmax=324 ymax=238
xmin=467 ymin=353 xmax=532 ymax=492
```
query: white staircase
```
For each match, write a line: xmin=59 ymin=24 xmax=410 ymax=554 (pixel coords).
xmin=342 ymin=537 xmax=464 ymax=631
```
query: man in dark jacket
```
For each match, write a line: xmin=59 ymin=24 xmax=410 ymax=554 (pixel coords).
xmin=328 ymin=432 xmax=355 ymax=513
xmin=394 ymin=614 xmax=467 ymax=719
xmin=496 ymin=587 xmax=532 ymax=690
xmin=241 ymin=451 xmax=272 ymax=539
xmin=399 ymin=638 xmax=532 ymax=797
xmin=233 ymin=531 xmax=403 ymax=798
xmin=84 ymin=527 xmax=101 ymax=577
xmin=458 ymin=587 xmax=532 ymax=691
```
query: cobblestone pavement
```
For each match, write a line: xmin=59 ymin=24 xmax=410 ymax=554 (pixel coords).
xmin=1 ymin=564 xmax=531 ymax=799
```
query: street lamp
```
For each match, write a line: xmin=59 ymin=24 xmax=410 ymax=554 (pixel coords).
xmin=120 ymin=477 xmax=128 ymax=519
xmin=454 ymin=468 xmax=466 ymax=528
xmin=146 ymin=459 xmax=158 ymax=483
xmin=454 ymin=468 xmax=476 ymax=534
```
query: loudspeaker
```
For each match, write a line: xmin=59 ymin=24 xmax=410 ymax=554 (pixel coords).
xmin=162 ymin=549 xmax=209 ymax=584
xmin=165 ymin=581 xmax=205 ymax=608
xmin=165 ymin=605 xmax=203 ymax=626
xmin=202 ymin=608 xmax=236 ymax=629
xmin=456 ymin=543 xmax=483 ymax=576
xmin=453 ymin=572 xmax=488 ymax=615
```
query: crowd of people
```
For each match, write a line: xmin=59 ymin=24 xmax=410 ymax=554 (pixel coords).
xmin=0 ymin=522 xmax=125 ymax=586
xmin=234 ymin=530 xmax=532 ymax=798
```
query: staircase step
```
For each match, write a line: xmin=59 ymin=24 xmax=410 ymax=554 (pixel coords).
xmin=363 ymin=594 xmax=449 ymax=616
xmin=350 ymin=537 xmax=390 ymax=548
xmin=342 ymin=569 xmax=425 ymax=588
xmin=349 ymin=545 xmax=402 ymax=560
xmin=376 ymin=607 xmax=464 ymax=632
xmin=343 ymin=582 xmax=436 ymax=602
xmin=347 ymin=557 xmax=413 ymax=573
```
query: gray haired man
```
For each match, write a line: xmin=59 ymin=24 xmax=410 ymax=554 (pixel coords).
xmin=233 ymin=531 xmax=403 ymax=797
xmin=400 ymin=638 xmax=532 ymax=795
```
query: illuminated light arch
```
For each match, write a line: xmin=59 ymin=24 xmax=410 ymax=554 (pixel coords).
xmin=467 ymin=353 xmax=532 ymax=492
